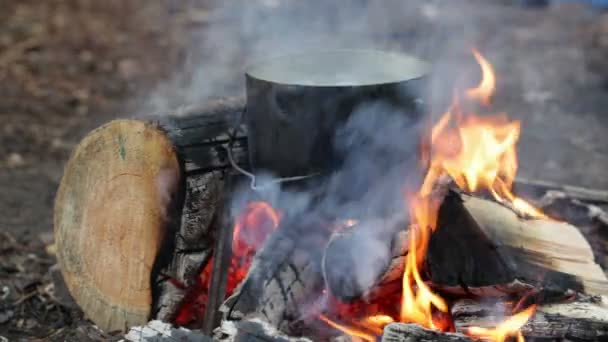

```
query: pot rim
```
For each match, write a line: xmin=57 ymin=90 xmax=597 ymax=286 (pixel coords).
xmin=245 ymin=49 xmax=430 ymax=88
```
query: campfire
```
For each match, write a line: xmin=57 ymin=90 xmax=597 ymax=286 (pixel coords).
xmin=53 ymin=49 xmax=608 ymax=342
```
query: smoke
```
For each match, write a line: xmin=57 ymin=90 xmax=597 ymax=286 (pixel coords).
xmin=142 ymin=0 xmax=473 ymax=326
xmin=138 ymin=0 xmax=606 ymax=331
xmin=142 ymin=0 xmax=445 ymax=114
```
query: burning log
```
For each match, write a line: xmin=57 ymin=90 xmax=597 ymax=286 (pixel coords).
xmin=54 ymin=97 xmax=247 ymax=331
xmin=322 ymin=220 xmax=408 ymax=301
xmin=452 ymin=297 xmax=608 ymax=340
xmin=322 ymin=178 xmax=450 ymax=302
xmin=322 ymin=188 xmax=608 ymax=304
xmin=381 ymin=323 xmax=472 ymax=342
xmin=152 ymin=97 xmax=247 ymax=323
xmin=214 ymin=318 xmax=313 ymax=342
xmin=220 ymin=215 xmax=333 ymax=335
xmin=153 ymin=171 xmax=224 ymax=322
xmin=427 ymin=191 xmax=608 ymax=297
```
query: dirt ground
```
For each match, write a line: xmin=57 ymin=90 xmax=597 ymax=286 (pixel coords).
xmin=1 ymin=1 xmax=607 ymax=341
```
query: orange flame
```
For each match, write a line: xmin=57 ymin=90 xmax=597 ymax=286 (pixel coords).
xmin=400 ymin=49 xmax=542 ymax=339
xmin=400 ymin=198 xmax=449 ymax=329
xmin=466 ymin=49 xmax=496 ymax=106
xmin=421 ymin=50 xmax=546 ymax=219
xmin=467 ymin=305 xmax=537 ymax=342
xmin=233 ymin=201 xmax=281 ymax=252
xmin=318 ymin=314 xmax=377 ymax=342
xmin=174 ymin=201 xmax=281 ymax=325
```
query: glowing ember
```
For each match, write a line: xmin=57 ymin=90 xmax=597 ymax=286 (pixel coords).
xmin=174 ymin=201 xmax=281 ymax=325
xmin=319 ymin=314 xmax=383 ymax=342
xmin=233 ymin=201 xmax=281 ymax=253
xmin=467 ymin=305 xmax=537 ymax=342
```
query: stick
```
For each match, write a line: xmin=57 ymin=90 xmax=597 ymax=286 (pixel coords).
xmin=202 ymin=176 xmax=234 ymax=334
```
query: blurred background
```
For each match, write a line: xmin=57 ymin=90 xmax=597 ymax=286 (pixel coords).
xmin=1 ymin=0 xmax=608 ymax=340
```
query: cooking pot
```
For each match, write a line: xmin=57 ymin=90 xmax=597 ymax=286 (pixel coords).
xmin=245 ymin=49 xmax=430 ymax=178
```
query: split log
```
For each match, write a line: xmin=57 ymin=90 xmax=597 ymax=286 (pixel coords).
xmin=323 ymin=189 xmax=608 ymax=303
xmin=54 ymin=97 xmax=247 ymax=332
xmin=427 ymin=191 xmax=608 ymax=297
xmin=220 ymin=214 xmax=333 ymax=335
xmin=381 ymin=323 xmax=472 ymax=342
xmin=452 ymin=297 xmax=608 ymax=340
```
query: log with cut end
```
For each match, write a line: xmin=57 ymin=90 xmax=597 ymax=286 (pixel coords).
xmin=220 ymin=214 xmax=332 ymax=335
xmin=452 ymin=297 xmax=608 ymax=340
xmin=54 ymin=97 xmax=247 ymax=331
xmin=54 ymin=119 xmax=182 ymax=332
xmin=381 ymin=323 xmax=472 ymax=342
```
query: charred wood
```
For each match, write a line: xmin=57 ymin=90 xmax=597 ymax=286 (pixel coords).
xmin=381 ymin=323 xmax=472 ymax=342
xmin=214 ymin=319 xmax=313 ymax=342
xmin=323 ymin=188 xmax=608 ymax=304
xmin=151 ymin=97 xmax=248 ymax=323
xmin=452 ymin=297 xmax=608 ymax=341
xmin=322 ymin=178 xmax=451 ymax=302
xmin=514 ymin=177 xmax=608 ymax=205
xmin=220 ymin=215 xmax=332 ymax=336
xmin=322 ymin=219 xmax=407 ymax=302
xmin=430 ymin=191 xmax=608 ymax=297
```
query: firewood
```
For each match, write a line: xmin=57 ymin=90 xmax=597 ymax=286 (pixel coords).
xmin=155 ymin=96 xmax=248 ymax=174
xmin=452 ymin=297 xmax=608 ymax=340
xmin=153 ymin=171 xmax=224 ymax=323
xmin=428 ymin=191 xmax=608 ymax=296
xmin=321 ymin=178 xmax=451 ymax=302
xmin=322 ymin=220 xmax=408 ymax=301
xmin=151 ymin=96 xmax=246 ymax=324
xmin=322 ymin=188 xmax=608 ymax=303
xmin=54 ymin=97 xmax=247 ymax=332
xmin=214 ymin=319 xmax=313 ymax=342
xmin=123 ymin=320 xmax=212 ymax=342
xmin=220 ymin=215 xmax=332 ymax=335
xmin=381 ymin=323 xmax=472 ymax=342
xmin=54 ymin=119 xmax=182 ymax=332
